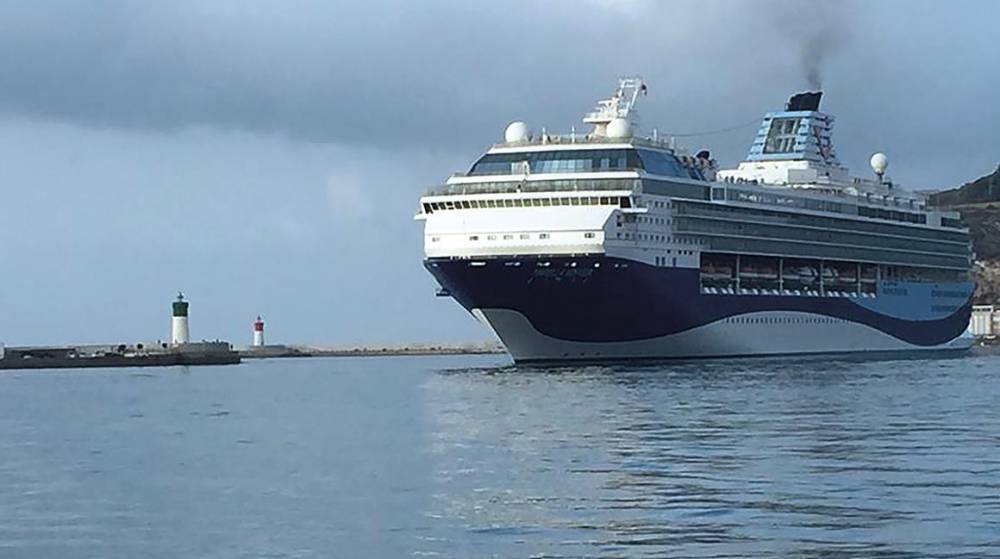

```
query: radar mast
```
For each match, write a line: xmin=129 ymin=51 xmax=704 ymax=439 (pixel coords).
xmin=584 ymin=76 xmax=646 ymax=136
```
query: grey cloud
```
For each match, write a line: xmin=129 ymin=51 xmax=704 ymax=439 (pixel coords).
xmin=0 ymin=0 xmax=996 ymax=184
xmin=0 ymin=1 xmax=855 ymax=146
xmin=0 ymin=0 xmax=616 ymax=147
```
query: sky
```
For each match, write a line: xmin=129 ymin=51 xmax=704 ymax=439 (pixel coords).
xmin=1 ymin=0 xmax=998 ymax=346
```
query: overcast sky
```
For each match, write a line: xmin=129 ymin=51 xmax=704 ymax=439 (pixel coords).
xmin=1 ymin=0 xmax=998 ymax=346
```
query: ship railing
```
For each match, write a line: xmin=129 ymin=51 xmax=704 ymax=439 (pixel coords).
xmin=718 ymin=181 xmax=930 ymax=213
xmin=424 ymin=178 xmax=640 ymax=197
xmin=492 ymin=133 xmax=677 ymax=151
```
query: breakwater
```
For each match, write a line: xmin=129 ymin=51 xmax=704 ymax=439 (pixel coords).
xmin=0 ymin=342 xmax=240 ymax=370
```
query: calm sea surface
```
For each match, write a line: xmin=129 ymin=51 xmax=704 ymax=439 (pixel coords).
xmin=1 ymin=351 xmax=999 ymax=558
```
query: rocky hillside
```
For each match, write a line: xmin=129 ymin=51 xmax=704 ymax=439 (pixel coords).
xmin=974 ymin=260 xmax=1000 ymax=304
xmin=959 ymin=206 xmax=1000 ymax=263
xmin=929 ymin=164 xmax=1000 ymax=210
xmin=930 ymin=165 xmax=1000 ymax=303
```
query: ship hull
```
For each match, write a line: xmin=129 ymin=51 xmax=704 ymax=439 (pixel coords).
xmin=425 ymin=256 xmax=974 ymax=363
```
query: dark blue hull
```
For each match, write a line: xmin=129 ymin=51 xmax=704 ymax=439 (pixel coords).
xmin=425 ymin=255 xmax=973 ymax=361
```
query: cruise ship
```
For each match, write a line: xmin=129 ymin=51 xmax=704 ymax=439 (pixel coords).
xmin=416 ymin=78 xmax=974 ymax=363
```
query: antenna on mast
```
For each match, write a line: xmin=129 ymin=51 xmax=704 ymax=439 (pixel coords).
xmin=583 ymin=76 xmax=646 ymax=137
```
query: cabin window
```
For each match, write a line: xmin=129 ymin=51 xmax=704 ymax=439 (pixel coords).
xmin=637 ymin=149 xmax=696 ymax=179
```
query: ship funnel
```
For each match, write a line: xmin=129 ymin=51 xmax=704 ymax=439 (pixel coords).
xmin=786 ymin=91 xmax=822 ymax=111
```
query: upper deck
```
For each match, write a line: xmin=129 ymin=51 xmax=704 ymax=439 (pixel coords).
xmin=419 ymin=81 xmax=966 ymax=235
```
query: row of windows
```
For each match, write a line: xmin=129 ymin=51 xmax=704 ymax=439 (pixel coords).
xmin=468 ymin=233 xmax=547 ymax=241
xmin=724 ymin=315 xmax=848 ymax=325
xmin=702 ymin=254 xmax=877 ymax=278
xmin=700 ymin=253 xmax=970 ymax=286
xmin=429 ymin=178 xmax=637 ymax=197
xmin=883 ymin=265 xmax=969 ymax=282
xmin=703 ymin=236 xmax=968 ymax=270
xmin=638 ymin=216 xmax=670 ymax=226
xmin=422 ymin=196 xmax=629 ymax=213
xmin=643 ymin=179 xmax=710 ymax=201
xmin=702 ymin=286 xmax=877 ymax=298
xmin=615 ymin=230 xmax=699 ymax=249
xmin=429 ymin=231 xmax=599 ymax=243
xmin=725 ymin=188 xmax=845 ymax=214
xmin=676 ymin=200 xmax=969 ymax=244
xmin=467 ymin=148 xmax=707 ymax=180
xmin=637 ymin=149 xmax=704 ymax=180
xmin=521 ymin=260 xmax=630 ymax=269
xmin=469 ymin=149 xmax=642 ymax=176
xmin=941 ymin=216 xmax=966 ymax=229
xmin=717 ymin=187 xmax=934 ymax=227
xmin=858 ymin=205 xmax=928 ymax=224
xmin=675 ymin=215 xmax=968 ymax=257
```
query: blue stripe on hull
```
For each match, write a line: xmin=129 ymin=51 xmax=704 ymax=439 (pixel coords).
xmin=425 ymin=256 xmax=972 ymax=347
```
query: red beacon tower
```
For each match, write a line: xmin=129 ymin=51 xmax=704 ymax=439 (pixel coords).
xmin=252 ymin=316 xmax=265 ymax=347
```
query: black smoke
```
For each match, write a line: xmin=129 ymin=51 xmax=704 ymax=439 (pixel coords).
xmin=771 ymin=1 xmax=850 ymax=91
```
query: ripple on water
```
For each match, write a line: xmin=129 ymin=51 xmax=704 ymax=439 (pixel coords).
xmin=0 ymin=353 xmax=998 ymax=558
xmin=419 ymin=353 xmax=1000 ymax=557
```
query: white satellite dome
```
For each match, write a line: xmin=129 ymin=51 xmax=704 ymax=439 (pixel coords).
xmin=504 ymin=121 xmax=530 ymax=143
xmin=870 ymin=152 xmax=889 ymax=176
xmin=606 ymin=118 xmax=633 ymax=139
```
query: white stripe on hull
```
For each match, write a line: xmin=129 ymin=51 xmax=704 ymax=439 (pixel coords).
xmin=475 ymin=308 xmax=973 ymax=362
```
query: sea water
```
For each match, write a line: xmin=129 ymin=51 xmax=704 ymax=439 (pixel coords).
xmin=1 ymin=351 xmax=998 ymax=558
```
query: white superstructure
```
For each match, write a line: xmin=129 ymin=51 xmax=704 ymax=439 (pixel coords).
xmin=418 ymin=77 xmax=712 ymax=270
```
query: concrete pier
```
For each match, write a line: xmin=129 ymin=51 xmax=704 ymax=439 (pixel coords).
xmin=0 ymin=341 xmax=240 ymax=370
xmin=238 ymin=342 xmax=505 ymax=359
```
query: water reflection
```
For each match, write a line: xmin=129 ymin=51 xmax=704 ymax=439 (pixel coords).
xmin=422 ymin=354 xmax=1000 ymax=557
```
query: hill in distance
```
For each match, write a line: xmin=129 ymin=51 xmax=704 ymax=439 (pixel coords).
xmin=929 ymin=164 xmax=1000 ymax=302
